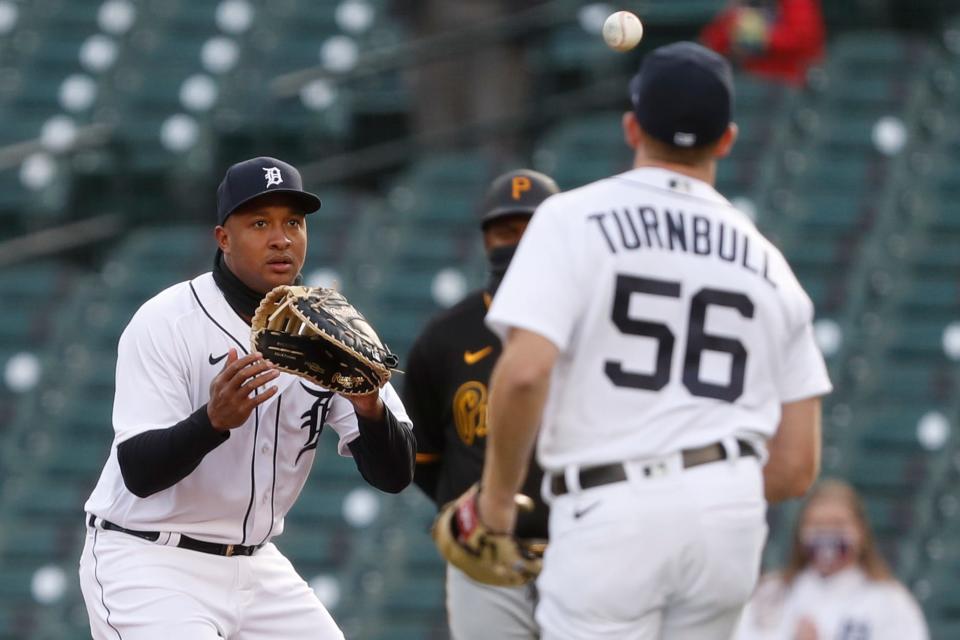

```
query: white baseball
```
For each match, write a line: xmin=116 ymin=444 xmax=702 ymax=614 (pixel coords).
xmin=602 ymin=11 xmax=643 ymax=52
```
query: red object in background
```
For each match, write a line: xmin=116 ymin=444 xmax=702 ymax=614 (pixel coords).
xmin=701 ymin=0 xmax=825 ymax=86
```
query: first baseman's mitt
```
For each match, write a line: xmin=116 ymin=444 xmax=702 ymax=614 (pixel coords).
xmin=250 ymin=286 xmax=399 ymax=396
xmin=432 ymin=483 xmax=545 ymax=587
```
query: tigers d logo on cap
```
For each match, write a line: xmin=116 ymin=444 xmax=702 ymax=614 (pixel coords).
xmin=263 ymin=167 xmax=284 ymax=188
xmin=216 ymin=156 xmax=322 ymax=225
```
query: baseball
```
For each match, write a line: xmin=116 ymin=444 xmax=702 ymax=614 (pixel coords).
xmin=602 ymin=11 xmax=643 ymax=52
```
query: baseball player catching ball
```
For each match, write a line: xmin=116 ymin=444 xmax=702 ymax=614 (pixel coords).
xmin=78 ymin=157 xmax=416 ymax=639
xmin=404 ymin=169 xmax=560 ymax=639
xmin=476 ymin=42 xmax=833 ymax=638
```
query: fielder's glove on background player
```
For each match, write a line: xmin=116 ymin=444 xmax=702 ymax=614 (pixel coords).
xmin=251 ymin=286 xmax=399 ymax=396
xmin=432 ymin=483 xmax=545 ymax=587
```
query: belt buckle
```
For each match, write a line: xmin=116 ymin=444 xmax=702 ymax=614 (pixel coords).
xmin=225 ymin=544 xmax=235 ymax=557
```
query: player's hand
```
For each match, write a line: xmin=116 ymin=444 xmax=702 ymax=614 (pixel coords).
xmin=794 ymin=617 xmax=819 ymax=640
xmin=207 ymin=349 xmax=280 ymax=431
xmin=346 ymin=390 xmax=384 ymax=421
xmin=477 ymin=489 xmax=519 ymax=534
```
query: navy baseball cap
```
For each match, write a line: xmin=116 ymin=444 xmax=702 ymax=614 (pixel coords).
xmin=216 ymin=156 xmax=321 ymax=225
xmin=479 ymin=169 xmax=559 ymax=229
xmin=629 ymin=42 xmax=734 ymax=148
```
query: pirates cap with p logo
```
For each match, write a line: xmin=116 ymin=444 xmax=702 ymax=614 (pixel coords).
xmin=479 ymin=169 xmax=560 ymax=229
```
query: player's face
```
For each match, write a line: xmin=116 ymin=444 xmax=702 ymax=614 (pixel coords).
xmin=482 ymin=214 xmax=531 ymax=253
xmin=217 ymin=202 xmax=308 ymax=294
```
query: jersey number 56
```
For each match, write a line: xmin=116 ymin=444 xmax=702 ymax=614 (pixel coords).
xmin=605 ymin=274 xmax=754 ymax=403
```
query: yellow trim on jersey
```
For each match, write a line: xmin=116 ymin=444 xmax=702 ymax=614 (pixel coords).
xmin=416 ymin=452 xmax=442 ymax=464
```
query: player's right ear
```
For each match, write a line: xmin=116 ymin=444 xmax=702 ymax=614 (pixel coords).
xmin=712 ymin=123 xmax=739 ymax=159
xmin=214 ymin=225 xmax=230 ymax=253
xmin=622 ymin=111 xmax=642 ymax=150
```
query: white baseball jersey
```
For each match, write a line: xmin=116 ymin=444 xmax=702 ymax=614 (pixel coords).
xmin=734 ymin=568 xmax=929 ymax=639
xmin=83 ymin=271 xmax=410 ymax=545
xmin=486 ymin=167 xmax=832 ymax=470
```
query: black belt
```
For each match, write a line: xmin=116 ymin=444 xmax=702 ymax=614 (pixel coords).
xmin=549 ymin=440 xmax=758 ymax=496
xmin=88 ymin=515 xmax=261 ymax=557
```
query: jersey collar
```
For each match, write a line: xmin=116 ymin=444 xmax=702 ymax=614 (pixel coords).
xmin=612 ymin=167 xmax=734 ymax=209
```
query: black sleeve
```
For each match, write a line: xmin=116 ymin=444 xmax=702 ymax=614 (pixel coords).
xmin=402 ymin=333 xmax=446 ymax=505
xmin=116 ymin=405 xmax=230 ymax=499
xmin=347 ymin=405 xmax=416 ymax=494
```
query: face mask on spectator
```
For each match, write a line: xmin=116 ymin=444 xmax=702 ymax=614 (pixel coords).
xmin=802 ymin=530 xmax=856 ymax=575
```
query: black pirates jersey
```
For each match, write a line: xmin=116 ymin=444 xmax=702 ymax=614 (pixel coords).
xmin=404 ymin=289 xmax=548 ymax=539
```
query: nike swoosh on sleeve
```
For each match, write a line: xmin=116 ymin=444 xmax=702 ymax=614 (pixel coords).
xmin=209 ymin=352 xmax=228 ymax=365
xmin=463 ymin=346 xmax=493 ymax=365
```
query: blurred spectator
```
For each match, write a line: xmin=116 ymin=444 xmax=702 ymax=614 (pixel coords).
xmin=735 ymin=479 xmax=928 ymax=640
xmin=701 ymin=0 xmax=825 ymax=86
xmin=392 ymin=1 xmax=546 ymax=156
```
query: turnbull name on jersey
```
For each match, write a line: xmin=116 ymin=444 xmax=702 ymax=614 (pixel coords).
xmin=588 ymin=205 xmax=777 ymax=288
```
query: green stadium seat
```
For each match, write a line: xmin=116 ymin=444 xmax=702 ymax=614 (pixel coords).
xmin=396 ymin=202 xmax=482 ymax=240
xmin=0 ymin=562 xmax=38 ymax=601
xmin=824 ymin=75 xmax=901 ymax=111
xmin=846 ymin=450 xmax=926 ymax=497
xmin=373 ymin=307 xmax=430 ymax=357
xmin=0 ymin=308 xmax=34 ymax=341
xmin=855 ymin=406 xmax=942 ymax=452
xmin=862 ymin=496 xmax=909 ymax=539
xmin=289 ymin=489 xmax=346 ymax=525
xmin=887 ymin=322 xmax=952 ymax=361
xmin=394 ymin=230 xmax=465 ymax=267
xmin=274 ymin=529 xmax=339 ymax=569
xmin=353 ymin=73 xmax=411 ymax=117
xmin=162 ymin=3 xmax=219 ymax=33
xmin=45 ymin=437 xmax=111 ymax=480
xmin=919 ymin=566 xmax=960 ymax=624
xmin=10 ymin=481 xmax=84 ymax=521
xmin=402 ymin=534 xmax=446 ymax=576
xmin=530 ymin=26 xmax=622 ymax=75
xmin=866 ymin=364 xmax=941 ymax=403
xmin=366 ymin=618 xmax=448 ymax=640
xmin=401 ymin=154 xmax=492 ymax=191
xmin=830 ymin=31 xmax=912 ymax=70
xmin=552 ymin=156 xmax=630 ymax=190
xmin=642 ymin=0 xmax=719 ymax=24
xmin=795 ymin=157 xmax=869 ymax=194
xmin=898 ymin=279 xmax=960 ymax=316
xmin=909 ymin=241 xmax=960 ymax=274
xmin=381 ymin=574 xmax=444 ymax=618
xmin=379 ymin=268 xmax=438 ymax=306
xmin=535 ymin=112 xmax=625 ymax=157
xmin=928 ymin=619 xmax=960 ymax=640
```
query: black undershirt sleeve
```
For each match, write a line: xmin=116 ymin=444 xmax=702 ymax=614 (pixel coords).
xmin=116 ymin=405 xmax=230 ymax=498
xmin=347 ymin=405 xmax=416 ymax=494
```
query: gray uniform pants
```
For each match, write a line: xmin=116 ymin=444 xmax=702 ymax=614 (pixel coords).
xmin=446 ymin=564 xmax=540 ymax=640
